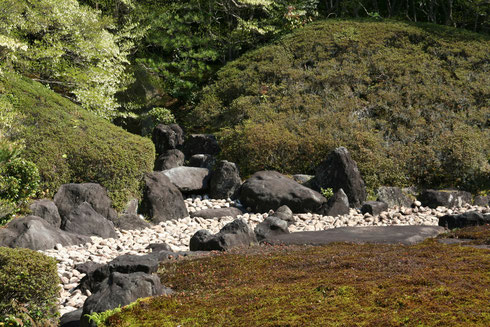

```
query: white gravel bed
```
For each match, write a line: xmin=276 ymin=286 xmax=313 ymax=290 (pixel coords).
xmin=39 ymin=196 xmax=488 ymax=316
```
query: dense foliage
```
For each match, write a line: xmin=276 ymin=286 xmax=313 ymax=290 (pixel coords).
xmin=189 ymin=20 xmax=490 ymax=192
xmin=103 ymin=234 xmax=490 ymax=326
xmin=0 ymin=72 xmax=155 ymax=210
xmin=0 ymin=0 xmax=134 ymax=117
xmin=0 ymin=247 xmax=60 ymax=326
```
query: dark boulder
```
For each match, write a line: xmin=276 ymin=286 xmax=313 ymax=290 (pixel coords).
xmin=0 ymin=216 xmax=90 ymax=251
xmin=376 ymin=186 xmax=413 ymax=208
xmin=122 ymin=198 xmax=138 ymax=215
xmin=163 ymin=167 xmax=211 ymax=193
xmin=189 ymin=154 xmax=215 ymax=169
xmin=152 ymin=123 xmax=184 ymax=155
xmin=61 ymin=202 xmax=117 ymax=239
xmin=154 ymin=149 xmax=185 ymax=171
xmin=80 ymin=272 xmax=172 ymax=327
xmin=361 ymin=201 xmax=388 ymax=216
xmin=183 ymin=134 xmax=220 ymax=158
xmin=54 ymin=183 xmax=117 ymax=222
xmin=292 ymin=174 xmax=314 ymax=185
xmin=189 ymin=218 xmax=257 ymax=251
xmin=29 ymin=199 xmax=61 ymax=227
xmin=190 ymin=207 xmax=245 ymax=220
xmin=314 ymin=147 xmax=367 ymax=208
xmin=139 ymin=172 xmax=188 ymax=223
xmin=474 ymin=195 xmax=489 ymax=207
xmin=418 ymin=189 xmax=472 ymax=209
xmin=439 ymin=211 xmax=490 ymax=229
xmin=255 ymin=216 xmax=289 ymax=242
xmin=114 ymin=214 xmax=152 ymax=231
xmin=60 ymin=309 xmax=82 ymax=327
xmin=238 ymin=171 xmax=326 ymax=213
xmin=75 ymin=262 xmax=105 ymax=276
xmin=209 ymin=160 xmax=242 ymax=199
xmin=318 ymin=188 xmax=350 ymax=217
xmin=147 ymin=242 xmax=173 ymax=253
xmin=271 ymin=205 xmax=294 ymax=224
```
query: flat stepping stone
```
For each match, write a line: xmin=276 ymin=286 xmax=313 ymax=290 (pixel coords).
xmin=264 ymin=225 xmax=445 ymax=246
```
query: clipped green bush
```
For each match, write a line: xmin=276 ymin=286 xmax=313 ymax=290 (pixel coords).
xmin=0 ymin=247 xmax=60 ymax=326
xmin=0 ymin=72 xmax=155 ymax=209
xmin=188 ymin=20 xmax=490 ymax=192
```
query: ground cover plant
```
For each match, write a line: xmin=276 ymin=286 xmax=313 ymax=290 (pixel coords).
xmin=0 ymin=72 xmax=155 ymax=211
xmin=188 ymin=20 xmax=490 ymax=193
xmin=102 ymin=229 xmax=490 ymax=326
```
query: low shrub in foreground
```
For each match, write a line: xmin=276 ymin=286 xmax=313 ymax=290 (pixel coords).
xmin=0 ymin=247 xmax=60 ymax=326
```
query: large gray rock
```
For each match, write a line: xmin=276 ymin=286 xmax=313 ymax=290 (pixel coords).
xmin=418 ymin=189 xmax=472 ymax=209
xmin=439 ymin=211 xmax=490 ymax=229
xmin=0 ymin=216 xmax=90 ymax=251
xmin=190 ymin=207 xmax=245 ymax=220
xmin=154 ymin=149 xmax=185 ymax=171
xmin=361 ymin=201 xmax=388 ymax=216
xmin=61 ymin=202 xmax=117 ymax=239
xmin=183 ymin=134 xmax=220 ymax=158
xmin=189 ymin=218 xmax=258 ymax=251
xmin=140 ymin=172 xmax=188 ymax=223
xmin=314 ymin=147 xmax=367 ymax=208
xmin=255 ymin=216 xmax=289 ymax=242
xmin=189 ymin=154 xmax=215 ymax=169
xmin=376 ymin=186 xmax=413 ymax=208
xmin=114 ymin=214 xmax=153 ymax=231
xmin=318 ymin=189 xmax=350 ymax=217
xmin=238 ymin=171 xmax=326 ymax=213
xmin=209 ymin=160 xmax=241 ymax=199
xmin=152 ymin=123 xmax=184 ymax=155
xmin=54 ymin=183 xmax=117 ymax=222
xmin=60 ymin=309 xmax=82 ymax=327
xmin=29 ymin=199 xmax=61 ymax=227
xmin=80 ymin=272 xmax=172 ymax=327
xmin=474 ymin=195 xmax=489 ymax=207
xmin=163 ymin=167 xmax=211 ymax=193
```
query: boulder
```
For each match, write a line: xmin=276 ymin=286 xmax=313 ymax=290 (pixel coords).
xmin=292 ymin=174 xmax=314 ymax=185
xmin=154 ymin=149 xmax=185 ymax=171
xmin=238 ymin=171 xmax=326 ymax=213
xmin=139 ymin=172 xmax=188 ymax=223
xmin=474 ymin=195 xmax=489 ymax=207
xmin=189 ymin=218 xmax=257 ymax=251
xmin=318 ymin=189 xmax=350 ymax=217
xmin=29 ymin=199 xmax=61 ymax=227
xmin=147 ymin=242 xmax=173 ymax=253
xmin=122 ymin=198 xmax=139 ymax=215
xmin=255 ymin=217 xmax=289 ymax=242
xmin=439 ymin=211 xmax=490 ymax=229
xmin=61 ymin=202 xmax=117 ymax=239
xmin=418 ymin=189 xmax=472 ymax=209
xmin=361 ymin=201 xmax=388 ymax=216
xmin=151 ymin=123 xmax=184 ymax=155
xmin=376 ymin=186 xmax=413 ymax=208
xmin=54 ymin=183 xmax=117 ymax=222
xmin=0 ymin=216 xmax=90 ymax=251
xmin=80 ymin=272 xmax=172 ymax=327
xmin=190 ymin=207 xmax=245 ymax=220
xmin=314 ymin=147 xmax=367 ymax=207
xmin=75 ymin=262 xmax=105 ymax=276
xmin=271 ymin=205 xmax=294 ymax=224
xmin=183 ymin=134 xmax=220 ymax=158
xmin=60 ymin=309 xmax=82 ymax=327
xmin=189 ymin=154 xmax=215 ymax=169
xmin=209 ymin=160 xmax=241 ymax=199
xmin=114 ymin=214 xmax=152 ymax=231
xmin=163 ymin=167 xmax=211 ymax=193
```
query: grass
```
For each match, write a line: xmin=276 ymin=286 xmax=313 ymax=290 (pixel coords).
xmin=103 ymin=226 xmax=490 ymax=327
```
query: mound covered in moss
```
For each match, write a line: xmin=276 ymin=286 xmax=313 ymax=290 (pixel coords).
xmin=0 ymin=72 xmax=155 ymax=209
xmin=188 ymin=20 xmax=490 ymax=192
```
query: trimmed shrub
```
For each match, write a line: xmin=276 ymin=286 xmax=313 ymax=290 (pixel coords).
xmin=0 ymin=247 xmax=60 ymax=326
xmin=188 ymin=20 xmax=490 ymax=192
xmin=0 ymin=72 xmax=155 ymax=210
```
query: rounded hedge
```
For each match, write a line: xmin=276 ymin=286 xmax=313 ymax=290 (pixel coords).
xmin=0 ymin=247 xmax=60 ymax=326
xmin=0 ymin=72 xmax=155 ymax=209
xmin=188 ymin=19 xmax=490 ymax=192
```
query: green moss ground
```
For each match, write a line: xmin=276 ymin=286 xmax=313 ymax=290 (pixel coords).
xmin=0 ymin=72 xmax=155 ymax=209
xmin=104 ymin=226 xmax=490 ymax=327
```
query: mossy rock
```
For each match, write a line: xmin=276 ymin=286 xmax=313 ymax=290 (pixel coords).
xmin=0 ymin=72 xmax=155 ymax=210
xmin=0 ymin=247 xmax=60 ymax=325
xmin=188 ymin=19 xmax=490 ymax=192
